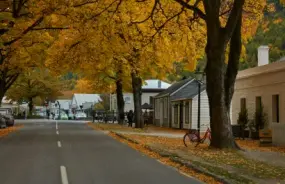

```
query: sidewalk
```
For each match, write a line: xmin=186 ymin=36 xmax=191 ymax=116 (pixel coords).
xmin=115 ymin=131 xmax=184 ymax=138
xmin=92 ymin=123 xmax=285 ymax=184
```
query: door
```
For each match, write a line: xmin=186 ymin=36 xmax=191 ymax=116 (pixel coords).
xmin=179 ymin=102 xmax=183 ymax=129
xmin=159 ymin=100 xmax=163 ymax=127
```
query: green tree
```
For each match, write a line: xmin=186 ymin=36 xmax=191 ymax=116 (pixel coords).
xmin=6 ymin=68 xmax=62 ymax=115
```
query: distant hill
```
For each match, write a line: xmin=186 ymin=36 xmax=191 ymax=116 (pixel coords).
xmin=241 ymin=0 xmax=285 ymax=70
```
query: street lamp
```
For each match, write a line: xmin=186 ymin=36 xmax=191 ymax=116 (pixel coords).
xmin=195 ymin=72 xmax=205 ymax=138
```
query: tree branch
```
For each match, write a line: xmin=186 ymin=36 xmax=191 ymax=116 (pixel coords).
xmin=89 ymin=0 xmax=119 ymax=20
xmin=5 ymin=73 xmax=19 ymax=91
xmin=224 ymin=0 xmax=245 ymax=42
xmin=224 ymin=11 xmax=242 ymax=110
xmin=73 ymin=0 xmax=98 ymax=7
xmin=3 ymin=16 xmax=44 ymax=46
xmin=174 ymin=0 xmax=206 ymax=20
xmin=132 ymin=0 xmax=158 ymax=24
xmin=31 ymin=27 xmax=69 ymax=31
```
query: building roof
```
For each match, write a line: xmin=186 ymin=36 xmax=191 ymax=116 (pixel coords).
xmin=72 ymin=94 xmax=101 ymax=106
xmin=57 ymin=100 xmax=72 ymax=110
xmin=155 ymin=78 xmax=193 ymax=98
xmin=237 ymin=59 xmax=285 ymax=80
xmin=141 ymin=88 xmax=167 ymax=93
xmin=171 ymin=80 xmax=206 ymax=101
xmin=142 ymin=79 xmax=171 ymax=89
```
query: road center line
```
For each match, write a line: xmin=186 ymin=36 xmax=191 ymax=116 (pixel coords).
xmin=56 ymin=121 xmax=58 ymax=130
xmin=57 ymin=141 xmax=62 ymax=148
xmin=56 ymin=131 xmax=59 ymax=135
xmin=60 ymin=166 xmax=69 ymax=184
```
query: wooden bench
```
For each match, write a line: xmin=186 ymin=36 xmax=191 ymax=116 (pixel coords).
xmin=259 ymin=129 xmax=272 ymax=147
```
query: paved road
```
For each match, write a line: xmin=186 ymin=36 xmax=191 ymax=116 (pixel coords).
xmin=0 ymin=121 xmax=202 ymax=184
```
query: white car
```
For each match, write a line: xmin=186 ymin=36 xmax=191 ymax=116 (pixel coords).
xmin=75 ymin=112 xmax=87 ymax=120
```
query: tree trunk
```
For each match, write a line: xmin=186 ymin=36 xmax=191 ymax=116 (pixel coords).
xmin=206 ymin=44 xmax=237 ymax=149
xmin=28 ymin=97 xmax=33 ymax=116
xmin=116 ymin=79 xmax=125 ymax=124
xmin=0 ymin=87 xmax=4 ymax=106
xmin=204 ymin=2 xmax=243 ymax=149
xmin=131 ymin=72 xmax=143 ymax=128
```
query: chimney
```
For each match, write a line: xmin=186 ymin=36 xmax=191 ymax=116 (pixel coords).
xmin=158 ymin=80 xmax=162 ymax=88
xmin=258 ymin=45 xmax=269 ymax=66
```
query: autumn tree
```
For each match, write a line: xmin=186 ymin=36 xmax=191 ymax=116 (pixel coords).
xmin=7 ymin=68 xmax=62 ymax=115
xmin=46 ymin=21 xmax=132 ymax=124
xmin=45 ymin=0 xmax=265 ymax=146
xmin=46 ymin=1 xmax=205 ymax=128
xmin=0 ymin=0 xmax=69 ymax=104
xmin=131 ymin=0 xmax=265 ymax=148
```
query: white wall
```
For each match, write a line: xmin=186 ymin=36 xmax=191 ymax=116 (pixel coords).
xmin=111 ymin=92 xmax=159 ymax=112
xmin=191 ymin=90 xmax=210 ymax=132
xmin=272 ymin=123 xmax=285 ymax=146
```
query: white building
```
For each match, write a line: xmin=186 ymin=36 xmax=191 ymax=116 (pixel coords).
xmin=153 ymin=78 xmax=210 ymax=131
xmin=232 ymin=46 xmax=285 ymax=146
xmin=110 ymin=79 xmax=171 ymax=112
xmin=71 ymin=94 xmax=101 ymax=110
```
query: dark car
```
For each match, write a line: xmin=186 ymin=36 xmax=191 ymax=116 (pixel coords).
xmin=0 ymin=115 xmax=6 ymax=128
xmin=0 ymin=108 xmax=14 ymax=127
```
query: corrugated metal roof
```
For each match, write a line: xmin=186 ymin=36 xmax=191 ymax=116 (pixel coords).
xmin=155 ymin=78 xmax=193 ymax=98
xmin=170 ymin=80 xmax=206 ymax=101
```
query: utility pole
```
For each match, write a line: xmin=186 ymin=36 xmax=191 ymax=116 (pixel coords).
xmin=197 ymin=80 xmax=201 ymax=137
xmin=195 ymin=71 xmax=205 ymax=139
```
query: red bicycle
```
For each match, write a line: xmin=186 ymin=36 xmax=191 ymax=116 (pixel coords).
xmin=183 ymin=125 xmax=211 ymax=147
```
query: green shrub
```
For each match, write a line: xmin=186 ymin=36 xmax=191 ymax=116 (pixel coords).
xmin=254 ymin=104 xmax=268 ymax=130
xmin=237 ymin=108 xmax=248 ymax=127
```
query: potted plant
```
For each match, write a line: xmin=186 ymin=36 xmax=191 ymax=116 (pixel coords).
xmin=252 ymin=104 xmax=268 ymax=139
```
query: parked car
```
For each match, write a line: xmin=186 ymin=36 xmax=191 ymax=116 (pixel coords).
xmin=0 ymin=115 xmax=6 ymax=128
xmin=0 ymin=108 xmax=14 ymax=127
xmin=75 ymin=112 xmax=87 ymax=120
xmin=60 ymin=113 xmax=68 ymax=120
xmin=68 ymin=112 xmax=74 ymax=120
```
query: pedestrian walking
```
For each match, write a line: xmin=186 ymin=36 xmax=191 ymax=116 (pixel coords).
xmin=127 ymin=110 xmax=134 ymax=127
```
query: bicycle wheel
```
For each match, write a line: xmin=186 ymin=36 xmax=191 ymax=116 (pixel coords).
xmin=183 ymin=133 xmax=198 ymax=147
xmin=202 ymin=133 xmax=211 ymax=146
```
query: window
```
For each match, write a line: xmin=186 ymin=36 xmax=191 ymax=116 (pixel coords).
xmin=155 ymin=99 xmax=159 ymax=118
xmin=164 ymin=98 xmax=168 ymax=118
xmin=174 ymin=104 xmax=178 ymax=124
xmin=240 ymin=98 xmax=246 ymax=111
xmin=124 ymin=96 xmax=131 ymax=104
xmin=256 ymin=96 xmax=262 ymax=111
xmin=272 ymin=95 xmax=280 ymax=123
xmin=185 ymin=101 xmax=189 ymax=124
xmin=149 ymin=96 xmax=154 ymax=106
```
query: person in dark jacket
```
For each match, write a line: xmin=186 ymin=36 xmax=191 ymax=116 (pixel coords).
xmin=127 ymin=110 xmax=134 ymax=127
